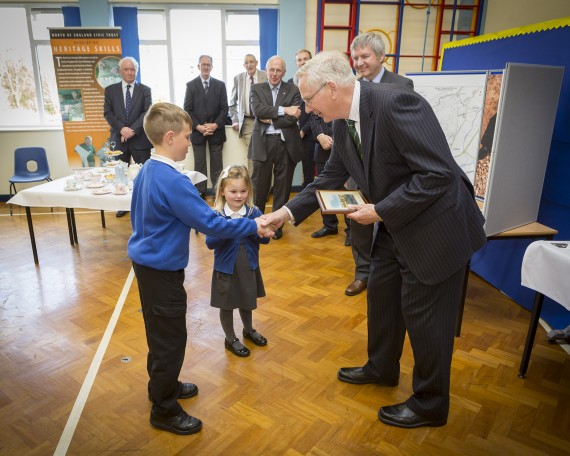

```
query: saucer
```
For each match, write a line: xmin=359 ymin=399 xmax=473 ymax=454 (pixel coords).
xmin=86 ymin=182 xmax=105 ymax=188
xmin=112 ymin=189 xmax=129 ymax=195
xmin=94 ymin=167 xmax=107 ymax=173
xmin=92 ymin=188 xmax=112 ymax=195
xmin=64 ymin=186 xmax=82 ymax=191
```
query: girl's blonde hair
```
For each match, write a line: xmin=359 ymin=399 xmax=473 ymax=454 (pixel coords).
xmin=213 ymin=165 xmax=254 ymax=214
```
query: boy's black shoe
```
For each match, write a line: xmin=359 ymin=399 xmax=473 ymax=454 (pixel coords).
xmin=150 ymin=410 xmax=202 ymax=435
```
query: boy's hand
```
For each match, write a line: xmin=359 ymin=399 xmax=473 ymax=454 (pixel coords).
xmin=254 ymin=217 xmax=275 ymax=238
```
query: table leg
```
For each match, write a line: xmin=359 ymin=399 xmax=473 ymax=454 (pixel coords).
xmin=70 ymin=208 xmax=78 ymax=244
xmin=100 ymin=210 xmax=106 ymax=228
xmin=455 ymin=261 xmax=471 ymax=337
xmin=518 ymin=291 xmax=545 ymax=379
xmin=65 ymin=209 xmax=75 ymax=245
xmin=25 ymin=207 xmax=39 ymax=265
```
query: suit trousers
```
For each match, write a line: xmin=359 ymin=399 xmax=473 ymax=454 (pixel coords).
xmin=301 ymin=137 xmax=316 ymax=188
xmin=192 ymin=141 xmax=224 ymax=194
xmin=315 ymin=159 xmax=338 ymax=230
xmin=252 ymin=135 xmax=295 ymax=214
xmin=350 ymin=219 xmax=373 ymax=281
xmin=133 ymin=262 xmax=187 ymax=418
xmin=118 ymin=143 xmax=151 ymax=165
xmin=365 ymin=224 xmax=465 ymax=420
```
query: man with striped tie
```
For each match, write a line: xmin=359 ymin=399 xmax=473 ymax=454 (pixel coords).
xmin=262 ymin=51 xmax=487 ymax=429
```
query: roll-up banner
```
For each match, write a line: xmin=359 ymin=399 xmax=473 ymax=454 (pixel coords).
xmin=49 ymin=27 xmax=122 ymax=168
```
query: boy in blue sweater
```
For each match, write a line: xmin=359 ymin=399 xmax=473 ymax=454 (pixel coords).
xmin=128 ymin=102 xmax=273 ymax=435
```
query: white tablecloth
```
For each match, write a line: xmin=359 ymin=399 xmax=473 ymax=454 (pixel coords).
xmin=521 ymin=240 xmax=570 ymax=311
xmin=8 ymin=175 xmax=132 ymax=212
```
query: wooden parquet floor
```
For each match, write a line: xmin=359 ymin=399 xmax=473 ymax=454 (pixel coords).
xmin=1 ymin=199 xmax=569 ymax=456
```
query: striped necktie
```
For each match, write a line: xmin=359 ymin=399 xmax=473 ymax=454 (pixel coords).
xmin=204 ymin=80 xmax=209 ymax=94
xmin=346 ymin=119 xmax=361 ymax=158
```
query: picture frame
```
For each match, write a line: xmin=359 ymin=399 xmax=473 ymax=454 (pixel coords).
xmin=316 ymin=189 xmax=368 ymax=214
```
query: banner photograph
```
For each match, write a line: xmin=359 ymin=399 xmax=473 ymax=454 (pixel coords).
xmin=50 ymin=27 xmax=122 ymax=168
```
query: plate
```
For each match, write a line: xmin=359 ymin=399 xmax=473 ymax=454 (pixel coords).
xmin=64 ymin=186 xmax=82 ymax=191
xmin=85 ymin=182 xmax=105 ymax=188
xmin=92 ymin=188 xmax=112 ymax=195
xmin=94 ymin=167 xmax=107 ymax=173
xmin=112 ymin=190 xmax=129 ymax=195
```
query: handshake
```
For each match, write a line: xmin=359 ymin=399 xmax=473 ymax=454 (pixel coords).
xmin=253 ymin=208 xmax=291 ymax=238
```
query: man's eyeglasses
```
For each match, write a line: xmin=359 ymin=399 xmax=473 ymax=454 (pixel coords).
xmin=303 ymin=82 xmax=327 ymax=106
xmin=200 ymin=63 xmax=212 ymax=68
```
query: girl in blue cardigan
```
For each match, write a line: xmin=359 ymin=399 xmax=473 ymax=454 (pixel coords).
xmin=206 ymin=165 xmax=270 ymax=357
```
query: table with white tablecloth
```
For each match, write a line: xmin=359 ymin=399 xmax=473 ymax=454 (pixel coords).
xmin=519 ymin=241 xmax=570 ymax=377
xmin=7 ymin=174 xmax=132 ymax=264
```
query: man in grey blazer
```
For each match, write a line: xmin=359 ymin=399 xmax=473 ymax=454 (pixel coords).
xmin=104 ymin=56 xmax=153 ymax=217
xmin=344 ymin=32 xmax=415 ymax=297
xmin=249 ymin=55 xmax=302 ymax=239
xmin=262 ymin=52 xmax=486 ymax=428
xmin=229 ymin=54 xmax=267 ymax=151
xmin=103 ymin=56 xmax=153 ymax=165
xmin=183 ymin=55 xmax=228 ymax=197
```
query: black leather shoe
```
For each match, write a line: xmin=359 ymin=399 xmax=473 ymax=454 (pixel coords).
xmin=337 ymin=367 xmax=398 ymax=386
xmin=150 ymin=410 xmax=202 ymax=435
xmin=116 ymin=210 xmax=128 ymax=218
xmin=345 ymin=280 xmax=367 ymax=296
xmin=178 ymin=382 xmax=199 ymax=399
xmin=273 ymin=229 xmax=283 ymax=240
xmin=344 ymin=232 xmax=352 ymax=246
xmin=148 ymin=381 xmax=198 ymax=401
xmin=225 ymin=338 xmax=250 ymax=357
xmin=378 ymin=403 xmax=447 ymax=428
xmin=311 ymin=227 xmax=338 ymax=238
xmin=243 ymin=329 xmax=267 ymax=346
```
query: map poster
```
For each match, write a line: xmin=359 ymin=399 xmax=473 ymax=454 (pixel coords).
xmin=406 ymin=72 xmax=487 ymax=184
xmin=50 ymin=27 xmax=122 ymax=168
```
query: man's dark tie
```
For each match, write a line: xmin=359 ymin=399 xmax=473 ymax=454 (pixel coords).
xmin=346 ymin=119 xmax=361 ymax=158
xmin=204 ymin=81 xmax=209 ymax=95
xmin=125 ymin=84 xmax=132 ymax=119
xmin=249 ymin=75 xmax=254 ymax=86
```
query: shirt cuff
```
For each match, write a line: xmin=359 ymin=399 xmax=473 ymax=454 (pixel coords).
xmin=282 ymin=206 xmax=295 ymax=224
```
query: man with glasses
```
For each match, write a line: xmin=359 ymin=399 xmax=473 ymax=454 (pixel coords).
xmin=249 ymin=55 xmax=302 ymax=239
xmin=261 ymin=51 xmax=486 ymax=429
xmin=184 ymin=55 xmax=229 ymax=198
xmin=345 ymin=32 xmax=415 ymax=296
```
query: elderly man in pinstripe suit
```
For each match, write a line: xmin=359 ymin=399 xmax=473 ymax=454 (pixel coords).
xmin=262 ymin=51 xmax=486 ymax=429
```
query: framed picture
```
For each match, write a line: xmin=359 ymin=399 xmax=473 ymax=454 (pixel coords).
xmin=316 ymin=190 xmax=368 ymax=214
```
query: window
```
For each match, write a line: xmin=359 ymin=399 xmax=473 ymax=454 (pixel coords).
xmin=0 ymin=5 xmax=263 ymax=129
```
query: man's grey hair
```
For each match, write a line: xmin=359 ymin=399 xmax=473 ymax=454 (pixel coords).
xmin=119 ymin=56 xmax=139 ymax=73
xmin=295 ymin=51 xmax=355 ymax=90
xmin=266 ymin=55 xmax=286 ymax=71
xmin=198 ymin=55 xmax=213 ymax=64
xmin=350 ymin=32 xmax=386 ymax=57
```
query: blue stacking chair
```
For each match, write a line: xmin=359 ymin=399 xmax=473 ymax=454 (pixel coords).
xmin=9 ymin=147 xmax=52 ymax=215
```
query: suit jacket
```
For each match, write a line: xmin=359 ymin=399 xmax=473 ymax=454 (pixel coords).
xmin=286 ymin=82 xmax=486 ymax=285
xmin=310 ymin=115 xmax=333 ymax=163
xmin=287 ymin=77 xmax=313 ymax=142
xmin=380 ymin=69 xmax=414 ymax=88
xmin=103 ymin=81 xmax=153 ymax=152
xmin=249 ymin=81 xmax=303 ymax=163
xmin=183 ymin=77 xmax=228 ymax=145
xmin=229 ymin=69 xmax=267 ymax=136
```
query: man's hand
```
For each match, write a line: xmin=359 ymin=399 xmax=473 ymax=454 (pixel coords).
xmin=259 ymin=118 xmax=272 ymax=124
xmin=232 ymin=122 xmax=239 ymax=131
xmin=317 ymin=134 xmax=333 ymax=150
xmin=204 ymin=123 xmax=218 ymax=133
xmin=197 ymin=124 xmax=213 ymax=136
xmin=120 ymin=126 xmax=135 ymax=139
xmin=260 ymin=207 xmax=291 ymax=230
xmin=346 ymin=204 xmax=382 ymax=225
xmin=254 ymin=216 xmax=275 ymax=238
xmin=284 ymin=106 xmax=301 ymax=118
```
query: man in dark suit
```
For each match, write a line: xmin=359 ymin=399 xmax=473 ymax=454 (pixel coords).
xmin=345 ymin=32 xmax=415 ymax=297
xmin=262 ymin=51 xmax=486 ymax=428
xmin=249 ymin=55 xmax=302 ymax=239
xmin=104 ymin=56 xmax=153 ymax=217
xmin=184 ymin=55 xmax=228 ymax=197
xmin=289 ymin=49 xmax=316 ymax=190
